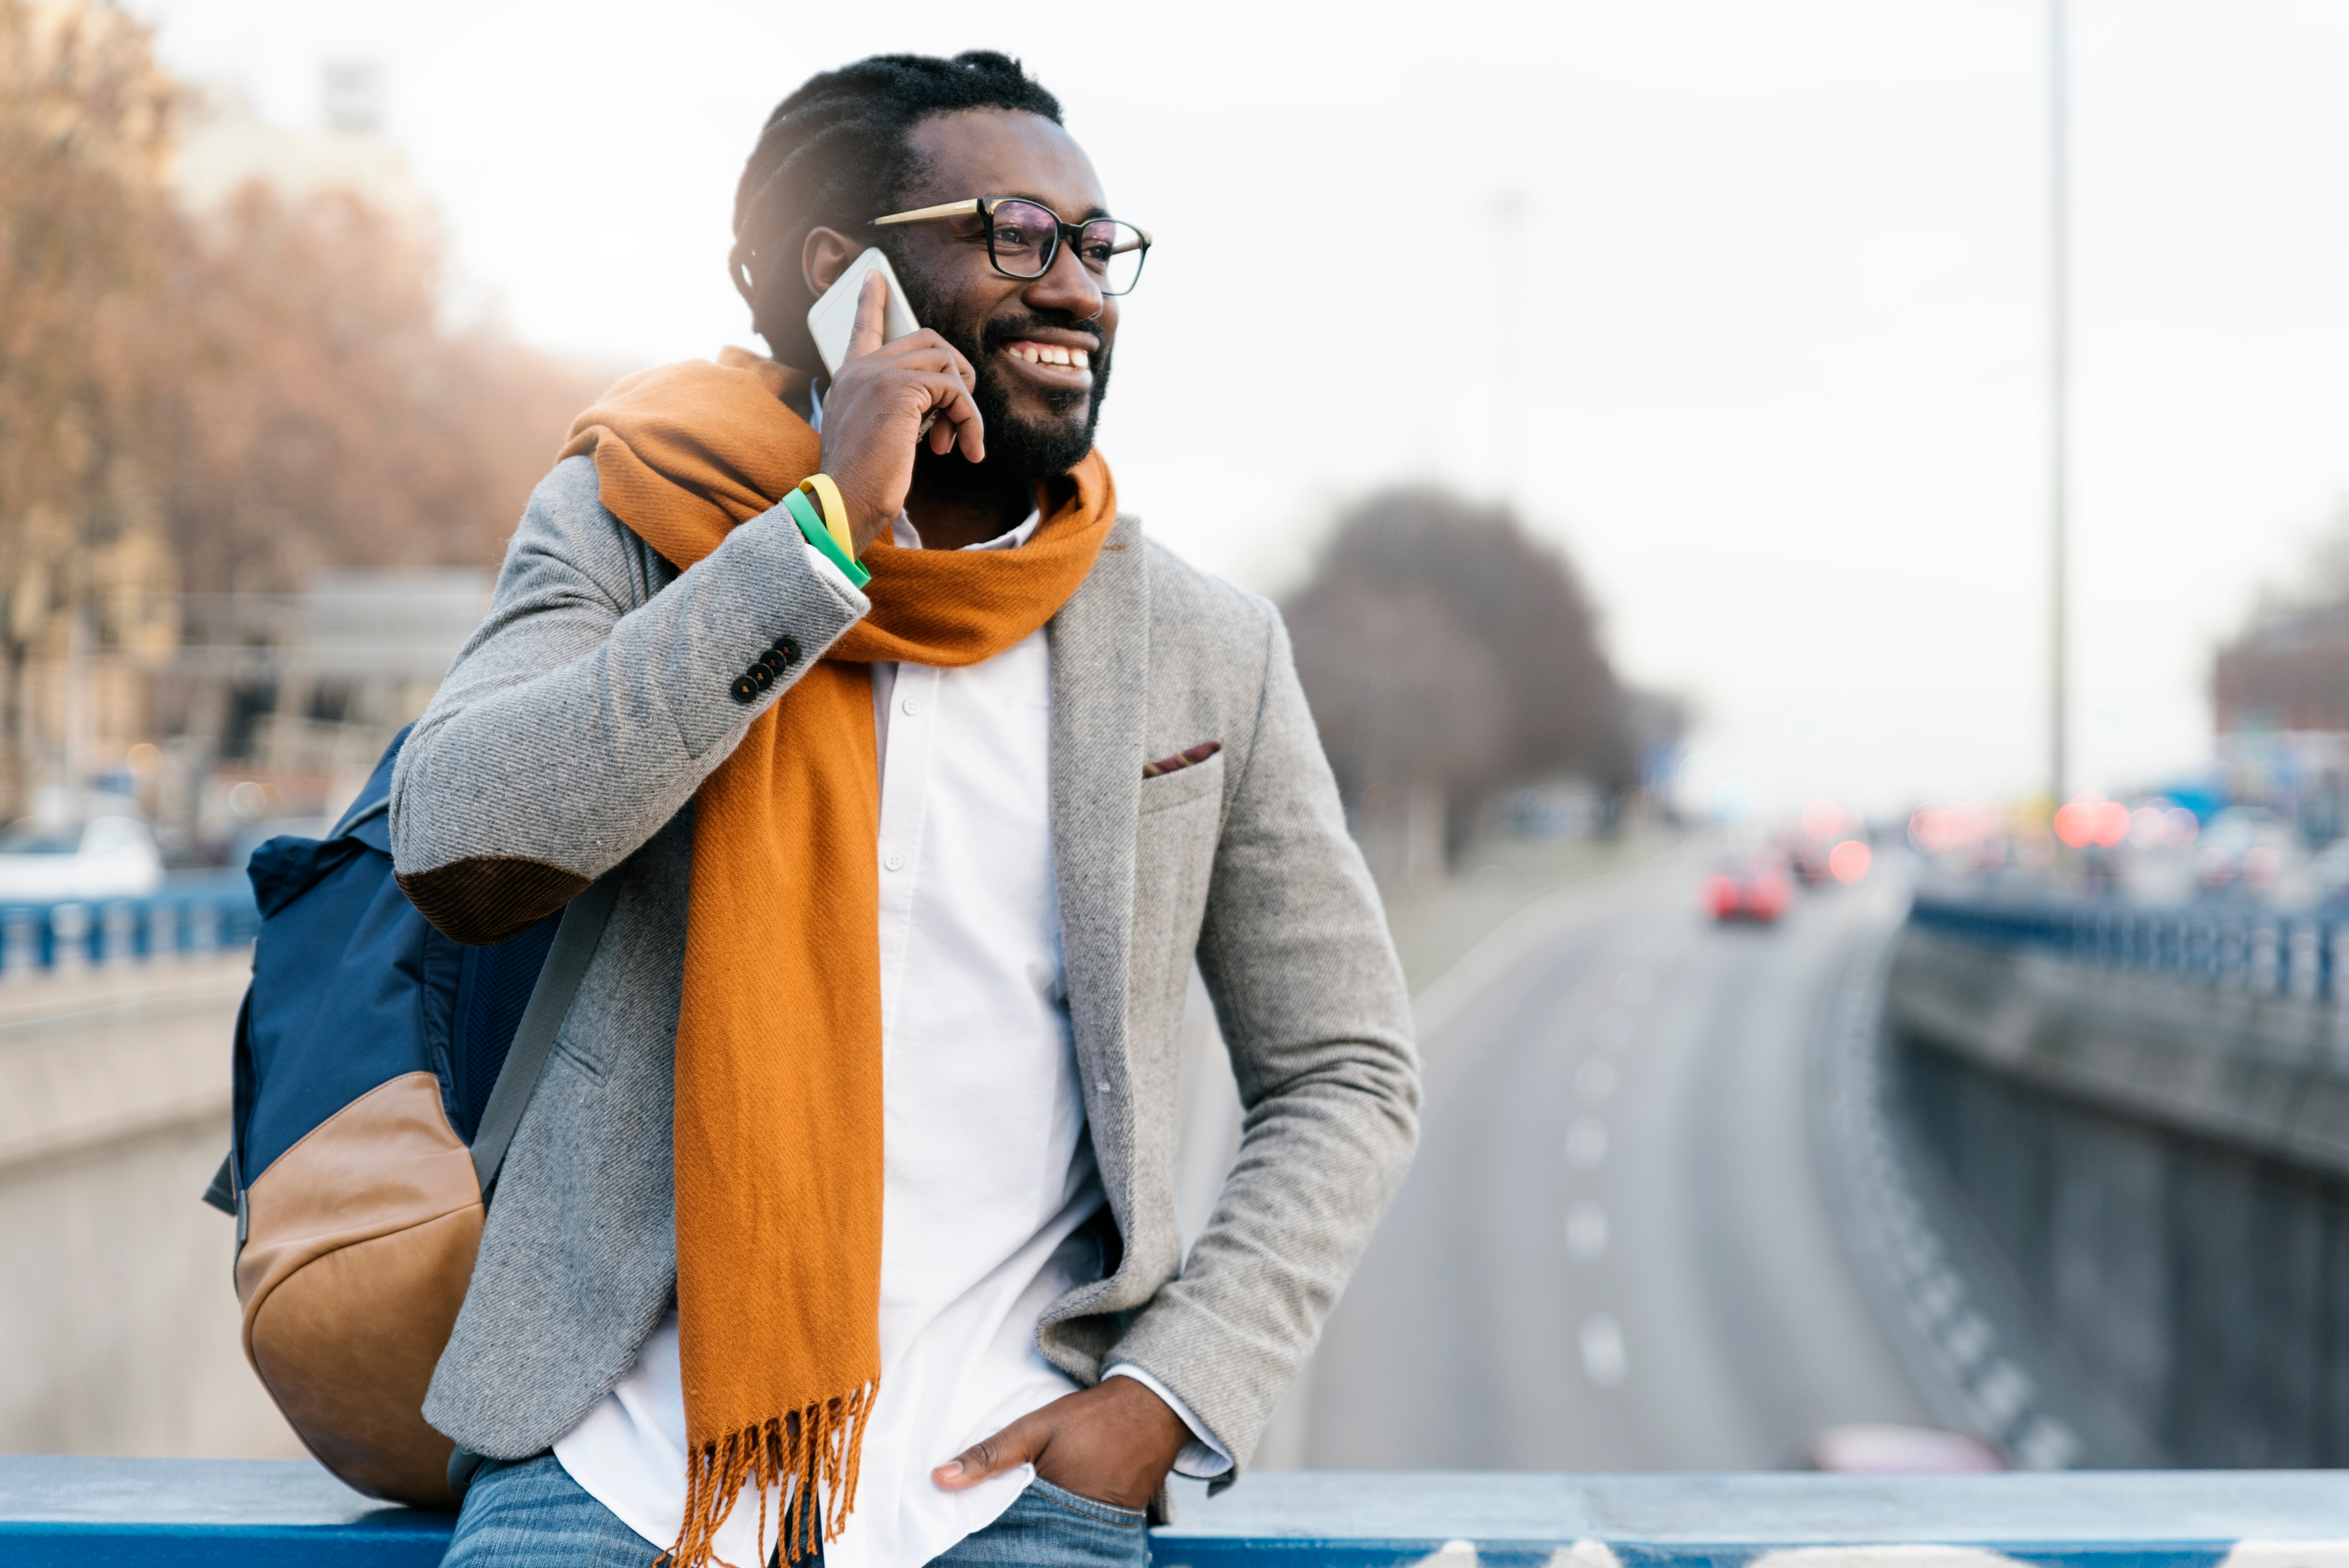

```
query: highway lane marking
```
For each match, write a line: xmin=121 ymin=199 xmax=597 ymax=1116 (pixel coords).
xmin=1578 ymin=1312 xmax=1629 ymax=1386
xmin=1408 ymin=834 xmax=1694 ymax=1042
xmin=1565 ymin=1116 xmax=1609 ymax=1169
xmin=1565 ymin=1200 xmax=1609 ymax=1261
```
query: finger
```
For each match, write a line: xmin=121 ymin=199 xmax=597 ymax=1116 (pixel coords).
xmin=934 ymin=1411 xmax=1048 ymax=1490
xmin=845 ymin=272 xmax=887 ymax=363
xmin=938 ymin=380 xmax=985 ymax=463
xmin=895 ymin=329 xmax=977 ymax=392
xmin=862 ymin=331 xmax=978 ymax=391
xmin=902 ymin=371 xmax=985 ymax=462
xmin=860 ymin=341 xmax=968 ymax=378
xmin=943 ymin=338 xmax=977 ymax=392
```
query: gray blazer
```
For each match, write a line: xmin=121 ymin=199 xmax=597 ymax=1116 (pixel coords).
xmin=389 ymin=455 xmax=1418 ymax=1484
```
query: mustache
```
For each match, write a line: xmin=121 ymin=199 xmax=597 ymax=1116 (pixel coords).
xmin=980 ymin=313 xmax=1105 ymax=355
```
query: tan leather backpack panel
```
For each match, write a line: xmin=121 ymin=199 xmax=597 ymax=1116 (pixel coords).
xmin=237 ymin=1070 xmax=483 ymax=1509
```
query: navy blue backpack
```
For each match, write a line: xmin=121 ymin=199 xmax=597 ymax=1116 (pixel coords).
xmin=203 ymin=725 xmax=615 ymax=1508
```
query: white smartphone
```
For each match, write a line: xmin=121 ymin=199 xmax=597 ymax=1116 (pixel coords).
xmin=806 ymin=246 xmax=921 ymax=378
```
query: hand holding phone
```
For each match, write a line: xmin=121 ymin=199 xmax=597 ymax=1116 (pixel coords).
xmin=807 ymin=260 xmax=985 ymax=555
xmin=806 ymin=246 xmax=921 ymax=378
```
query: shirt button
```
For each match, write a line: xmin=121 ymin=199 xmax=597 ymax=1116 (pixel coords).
xmin=901 ymin=695 xmax=922 ymax=716
xmin=882 ymin=851 xmax=905 ymax=872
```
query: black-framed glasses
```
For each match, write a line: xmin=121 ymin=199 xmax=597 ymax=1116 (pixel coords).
xmin=872 ymin=198 xmax=1151 ymax=296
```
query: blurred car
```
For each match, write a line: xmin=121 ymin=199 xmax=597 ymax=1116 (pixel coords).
xmin=0 ymin=813 xmax=165 ymax=901
xmin=2314 ymin=837 xmax=2349 ymax=905
xmin=1702 ymin=853 xmax=1792 ymax=922
xmin=2193 ymin=808 xmax=2303 ymax=896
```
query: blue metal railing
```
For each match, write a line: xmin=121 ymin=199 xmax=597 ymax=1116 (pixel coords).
xmin=1910 ymin=890 xmax=2349 ymax=1003
xmin=6 ymin=1459 xmax=2349 ymax=1567
xmin=0 ymin=876 xmax=258 ymax=975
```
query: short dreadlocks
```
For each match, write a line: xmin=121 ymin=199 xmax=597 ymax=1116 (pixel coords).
xmin=731 ymin=52 xmax=1064 ymax=371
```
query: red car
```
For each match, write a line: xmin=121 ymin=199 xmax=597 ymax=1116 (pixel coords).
xmin=1702 ymin=853 xmax=1793 ymax=922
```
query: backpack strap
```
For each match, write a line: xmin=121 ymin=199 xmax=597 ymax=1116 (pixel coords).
xmin=469 ymin=875 xmax=621 ymax=1196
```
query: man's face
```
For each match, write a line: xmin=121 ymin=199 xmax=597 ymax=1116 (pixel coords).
xmin=883 ymin=110 xmax=1121 ymax=486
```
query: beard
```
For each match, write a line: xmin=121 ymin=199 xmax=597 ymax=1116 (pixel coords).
xmin=898 ymin=267 xmax=1112 ymax=488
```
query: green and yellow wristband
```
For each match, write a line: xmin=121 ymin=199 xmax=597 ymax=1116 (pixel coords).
xmin=783 ymin=477 xmax=870 ymax=589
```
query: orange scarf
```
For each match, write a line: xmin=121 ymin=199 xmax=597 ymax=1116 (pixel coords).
xmin=557 ymin=348 xmax=1115 ymax=1566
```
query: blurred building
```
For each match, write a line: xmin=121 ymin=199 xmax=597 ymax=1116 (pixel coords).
xmin=152 ymin=569 xmax=489 ymax=854
xmin=169 ymin=61 xmax=434 ymax=235
xmin=2210 ymin=604 xmax=2349 ymax=844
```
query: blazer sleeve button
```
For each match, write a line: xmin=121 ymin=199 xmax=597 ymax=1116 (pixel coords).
xmin=773 ymin=635 xmax=802 ymax=666
xmin=731 ymin=675 xmax=759 ymax=703
xmin=749 ymin=663 xmax=774 ymax=691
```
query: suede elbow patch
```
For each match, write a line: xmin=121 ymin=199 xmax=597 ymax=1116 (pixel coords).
xmin=397 ymin=857 xmax=592 ymax=946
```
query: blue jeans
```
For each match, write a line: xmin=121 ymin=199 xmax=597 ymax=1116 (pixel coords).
xmin=441 ymin=1453 xmax=1150 ymax=1568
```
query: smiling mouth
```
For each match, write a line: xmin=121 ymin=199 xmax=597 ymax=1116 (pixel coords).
xmin=1001 ymin=339 xmax=1093 ymax=373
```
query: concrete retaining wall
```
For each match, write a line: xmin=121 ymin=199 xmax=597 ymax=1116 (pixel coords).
xmin=1886 ymin=927 xmax=2349 ymax=1465
xmin=0 ymin=956 xmax=302 ymax=1458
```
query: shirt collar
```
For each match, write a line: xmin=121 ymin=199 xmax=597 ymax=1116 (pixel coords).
xmin=891 ymin=508 xmax=1043 ymax=552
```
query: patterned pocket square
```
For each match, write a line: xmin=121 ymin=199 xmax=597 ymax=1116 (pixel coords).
xmin=1142 ymin=740 xmax=1222 ymax=779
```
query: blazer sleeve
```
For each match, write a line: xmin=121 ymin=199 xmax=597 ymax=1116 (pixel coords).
xmin=1104 ymin=603 xmax=1422 ymax=1477
xmin=389 ymin=454 xmax=868 ymax=943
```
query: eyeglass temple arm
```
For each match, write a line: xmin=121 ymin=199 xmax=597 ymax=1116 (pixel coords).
xmin=872 ymin=199 xmax=986 ymax=227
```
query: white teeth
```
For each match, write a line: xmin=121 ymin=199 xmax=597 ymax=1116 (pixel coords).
xmin=1012 ymin=344 xmax=1090 ymax=370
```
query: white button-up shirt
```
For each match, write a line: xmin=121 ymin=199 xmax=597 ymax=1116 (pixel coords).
xmin=553 ymin=503 xmax=1224 ymax=1568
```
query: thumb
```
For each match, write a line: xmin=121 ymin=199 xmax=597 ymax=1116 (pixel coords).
xmin=933 ymin=1411 xmax=1048 ymax=1492
xmin=845 ymin=270 xmax=887 ymax=362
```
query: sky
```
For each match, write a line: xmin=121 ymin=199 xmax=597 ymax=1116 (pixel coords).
xmin=123 ymin=0 xmax=2349 ymax=821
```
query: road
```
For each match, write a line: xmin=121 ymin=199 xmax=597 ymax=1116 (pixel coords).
xmin=1301 ymin=837 xmax=1923 ymax=1470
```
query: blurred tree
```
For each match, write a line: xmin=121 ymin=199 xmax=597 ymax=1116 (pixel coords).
xmin=0 ymin=0 xmax=179 ymax=797
xmin=157 ymin=184 xmax=607 ymax=593
xmin=2213 ymin=501 xmax=2349 ymax=738
xmin=0 ymin=0 xmax=605 ymax=812
xmin=1283 ymin=487 xmax=1643 ymax=860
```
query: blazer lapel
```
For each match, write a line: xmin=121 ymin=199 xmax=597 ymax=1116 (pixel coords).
xmin=1049 ymin=514 xmax=1148 ymax=1232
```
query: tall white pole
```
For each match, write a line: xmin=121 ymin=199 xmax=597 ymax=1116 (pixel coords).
xmin=1491 ymin=189 xmax=1527 ymax=513
xmin=2049 ymin=0 xmax=2071 ymax=807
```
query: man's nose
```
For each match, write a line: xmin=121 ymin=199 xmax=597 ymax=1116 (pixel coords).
xmin=1025 ymin=237 xmax=1106 ymax=322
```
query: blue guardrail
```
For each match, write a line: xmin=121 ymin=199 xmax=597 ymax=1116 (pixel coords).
xmin=4 ymin=1460 xmax=2347 ymax=1568
xmin=0 ymin=872 xmax=257 ymax=975
xmin=1911 ymin=890 xmax=2349 ymax=1003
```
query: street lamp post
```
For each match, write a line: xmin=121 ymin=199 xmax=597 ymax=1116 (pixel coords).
xmin=2049 ymin=0 xmax=2071 ymax=808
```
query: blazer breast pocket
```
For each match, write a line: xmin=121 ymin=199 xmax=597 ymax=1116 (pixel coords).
xmin=1138 ymin=748 xmax=1224 ymax=816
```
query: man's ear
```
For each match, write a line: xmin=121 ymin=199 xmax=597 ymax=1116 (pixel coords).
xmin=802 ymin=227 xmax=864 ymax=298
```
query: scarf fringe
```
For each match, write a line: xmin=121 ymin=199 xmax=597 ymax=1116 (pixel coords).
xmin=656 ymin=1382 xmax=877 ymax=1568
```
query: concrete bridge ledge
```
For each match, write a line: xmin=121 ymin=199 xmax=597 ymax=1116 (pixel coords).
xmin=6 ymin=1459 xmax=2349 ymax=1567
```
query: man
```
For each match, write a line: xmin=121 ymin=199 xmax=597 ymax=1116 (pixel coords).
xmin=392 ymin=50 xmax=1417 ymax=1568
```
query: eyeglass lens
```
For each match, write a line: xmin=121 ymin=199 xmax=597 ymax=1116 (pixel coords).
xmin=987 ymin=200 xmax=1148 ymax=295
